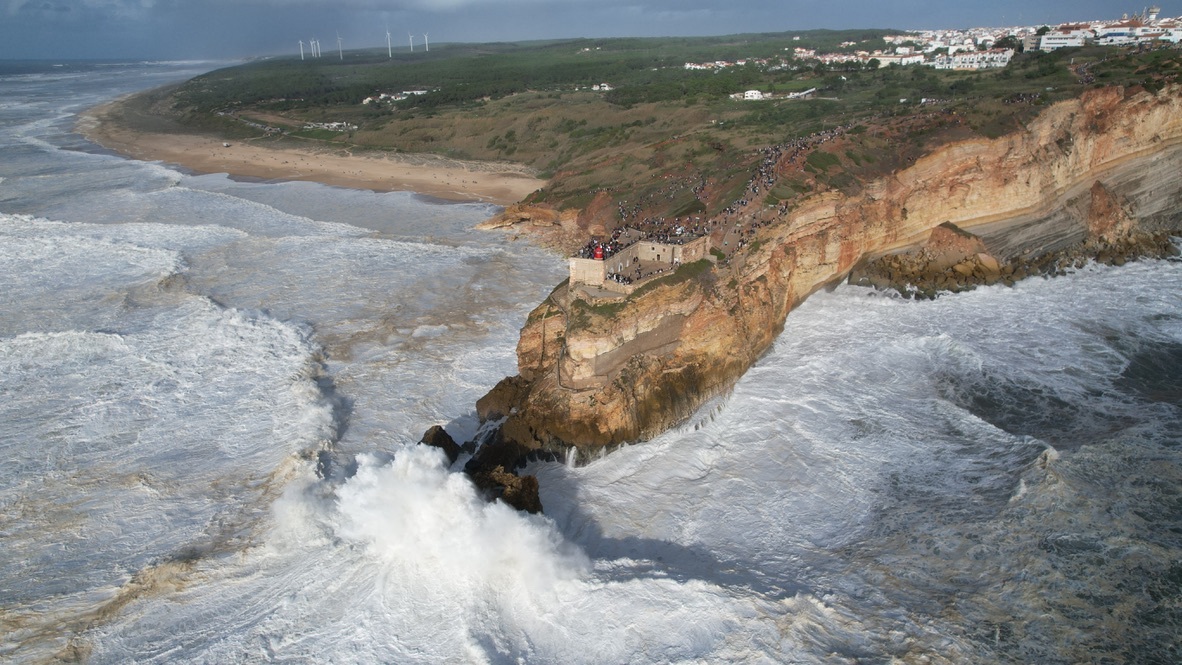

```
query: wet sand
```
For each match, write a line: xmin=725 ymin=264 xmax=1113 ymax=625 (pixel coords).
xmin=77 ymin=98 xmax=545 ymax=206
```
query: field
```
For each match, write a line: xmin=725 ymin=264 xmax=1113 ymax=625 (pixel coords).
xmin=163 ymin=34 xmax=1182 ymax=224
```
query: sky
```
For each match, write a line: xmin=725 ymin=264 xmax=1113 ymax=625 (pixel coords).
xmin=0 ymin=1 xmax=1159 ymax=60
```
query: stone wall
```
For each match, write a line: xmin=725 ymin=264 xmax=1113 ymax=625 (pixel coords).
xmin=672 ymin=236 xmax=710 ymax=264
xmin=570 ymin=236 xmax=712 ymax=288
xmin=569 ymin=257 xmax=604 ymax=287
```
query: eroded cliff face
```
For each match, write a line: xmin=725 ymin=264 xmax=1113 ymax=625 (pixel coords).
xmin=472 ymin=85 xmax=1182 ymax=465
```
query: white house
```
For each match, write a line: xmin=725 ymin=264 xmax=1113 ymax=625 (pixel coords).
xmin=874 ymin=54 xmax=926 ymax=67
xmin=1040 ymin=25 xmax=1094 ymax=51
xmin=929 ymin=48 xmax=1014 ymax=70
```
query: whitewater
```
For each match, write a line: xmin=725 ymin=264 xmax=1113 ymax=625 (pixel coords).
xmin=1 ymin=61 xmax=1179 ymax=664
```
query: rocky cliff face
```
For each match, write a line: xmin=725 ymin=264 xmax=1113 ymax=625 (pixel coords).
xmin=471 ymin=85 xmax=1182 ymax=467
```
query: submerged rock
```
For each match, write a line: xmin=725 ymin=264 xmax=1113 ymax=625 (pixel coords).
xmin=468 ymin=465 xmax=543 ymax=514
xmin=418 ymin=424 xmax=543 ymax=513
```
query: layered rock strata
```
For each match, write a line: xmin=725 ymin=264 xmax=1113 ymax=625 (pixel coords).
xmin=849 ymin=218 xmax=1180 ymax=298
xmin=468 ymin=85 xmax=1182 ymax=472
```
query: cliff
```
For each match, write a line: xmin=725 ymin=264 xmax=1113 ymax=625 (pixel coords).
xmin=470 ymin=84 xmax=1182 ymax=468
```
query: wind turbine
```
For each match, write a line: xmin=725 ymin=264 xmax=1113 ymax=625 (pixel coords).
xmin=337 ymin=33 xmax=343 ymax=60
xmin=409 ymin=32 xmax=414 ymax=52
xmin=423 ymin=33 xmax=429 ymax=52
xmin=299 ymin=40 xmax=305 ymax=60
xmin=385 ymin=24 xmax=392 ymax=59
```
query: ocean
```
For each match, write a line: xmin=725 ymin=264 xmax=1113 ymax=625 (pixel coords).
xmin=1 ymin=61 xmax=1179 ymax=664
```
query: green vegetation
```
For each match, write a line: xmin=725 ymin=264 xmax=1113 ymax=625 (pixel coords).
xmin=630 ymin=259 xmax=715 ymax=299
xmin=160 ymin=35 xmax=1182 ymax=231
xmin=566 ymin=258 xmax=715 ymax=330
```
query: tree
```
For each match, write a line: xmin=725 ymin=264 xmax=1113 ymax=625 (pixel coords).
xmin=995 ymin=35 xmax=1023 ymax=52
xmin=1036 ymin=26 xmax=1051 ymax=36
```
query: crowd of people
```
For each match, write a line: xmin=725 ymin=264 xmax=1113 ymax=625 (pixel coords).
xmin=578 ymin=126 xmax=858 ymax=272
xmin=574 ymin=110 xmax=962 ymax=277
xmin=1003 ymin=92 xmax=1042 ymax=104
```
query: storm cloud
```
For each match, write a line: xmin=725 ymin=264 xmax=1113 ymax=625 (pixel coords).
xmin=0 ymin=0 xmax=1149 ymax=60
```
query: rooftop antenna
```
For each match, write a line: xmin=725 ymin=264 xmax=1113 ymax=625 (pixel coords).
xmin=337 ymin=33 xmax=343 ymax=60
xmin=386 ymin=24 xmax=392 ymax=59
xmin=409 ymin=32 xmax=414 ymax=52
xmin=299 ymin=40 xmax=305 ymax=60
xmin=423 ymin=32 xmax=429 ymax=52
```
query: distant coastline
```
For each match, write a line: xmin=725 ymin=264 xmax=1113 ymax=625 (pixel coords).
xmin=77 ymin=92 xmax=546 ymax=207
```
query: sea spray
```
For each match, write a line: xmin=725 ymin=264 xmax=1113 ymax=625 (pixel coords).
xmin=2 ymin=62 xmax=1179 ymax=664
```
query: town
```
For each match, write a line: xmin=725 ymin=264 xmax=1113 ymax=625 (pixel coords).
xmin=685 ymin=5 xmax=1181 ymax=86
xmin=564 ymin=5 xmax=1182 ymax=294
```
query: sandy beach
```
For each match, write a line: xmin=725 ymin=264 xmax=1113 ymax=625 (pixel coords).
xmin=77 ymin=99 xmax=546 ymax=206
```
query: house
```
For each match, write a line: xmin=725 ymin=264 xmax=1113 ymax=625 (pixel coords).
xmin=873 ymin=54 xmax=926 ymax=67
xmin=930 ymin=48 xmax=1015 ymax=70
xmin=1040 ymin=25 xmax=1094 ymax=51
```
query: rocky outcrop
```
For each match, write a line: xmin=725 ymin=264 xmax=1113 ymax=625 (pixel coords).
xmin=471 ymin=84 xmax=1182 ymax=467
xmin=418 ymin=422 xmax=544 ymax=512
xmin=477 ymin=204 xmax=585 ymax=252
xmin=418 ymin=425 xmax=461 ymax=464
xmin=468 ymin=464 xmax=543 ymax=514
xmin=850 ymin=221 xmax=1179 ymax=298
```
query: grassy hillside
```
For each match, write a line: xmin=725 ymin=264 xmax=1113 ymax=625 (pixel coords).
xmin=163 ymin=35 xmax=1182 ymax=226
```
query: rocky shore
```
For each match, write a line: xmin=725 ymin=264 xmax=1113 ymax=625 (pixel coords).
xmin=441 ymin=84 xmax=1182 ymax=512
xmin=849 ymin=220 xmax=1180 ymax=299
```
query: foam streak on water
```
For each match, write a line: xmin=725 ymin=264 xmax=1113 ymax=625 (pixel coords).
xmin=1 ymin=62 xmax=1180 ymax=664
xmin=540 ymin=257 xmax=1182 ymax=662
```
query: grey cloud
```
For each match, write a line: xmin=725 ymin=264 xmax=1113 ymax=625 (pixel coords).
xmin=0 ymin=0 xmax=1150 ymax=60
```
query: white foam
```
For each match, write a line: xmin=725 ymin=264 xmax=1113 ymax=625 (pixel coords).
xmin=6 ymin=62 xmax=1181 ymax=663
xmin=0 ymin=295 xmax=335 ymax=662
xmin=0 ymin=217 xmax=187 ymax=334
xmin=86 ymin=447 xmax=798 ymax=663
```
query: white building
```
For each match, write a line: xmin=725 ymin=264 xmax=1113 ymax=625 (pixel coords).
xmin=1040 ymin=25 xmax=1094 ymax=51
xmin=929 ymin=48 xmax=1015 ymax=70
xmin=1094 ymin=16 xmax=1179 ymax=45
xmin=1095 ymin=20 xmax=1141 ymax=45
xmin=743 ymin=90 xmax=764 ymax=100
xmin=874 ymin=54 xmax=926 ymax=67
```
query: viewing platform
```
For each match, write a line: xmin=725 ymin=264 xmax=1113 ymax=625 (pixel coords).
xmin=569 ymin=234 xmax=712 ymax=297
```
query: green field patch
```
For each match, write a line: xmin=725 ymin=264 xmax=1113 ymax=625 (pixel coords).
xmin=631 ymin=259 xmax=713 ymax=299
xmin=805 ymin=150 xmax=841 ymax=172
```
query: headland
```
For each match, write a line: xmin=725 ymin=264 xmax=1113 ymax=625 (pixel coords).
xmin=466 ymin=83 xmax=1182 ymax=485
xmin=79 ymin=38 xmax=1182 ymax=511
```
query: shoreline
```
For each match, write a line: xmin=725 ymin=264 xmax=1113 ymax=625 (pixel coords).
xmin=76 ymin=97 xmax=546 ymax=207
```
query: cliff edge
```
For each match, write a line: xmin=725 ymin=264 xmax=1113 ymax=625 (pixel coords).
xmin=468 ymin=84 xmax=1182 ymax=471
